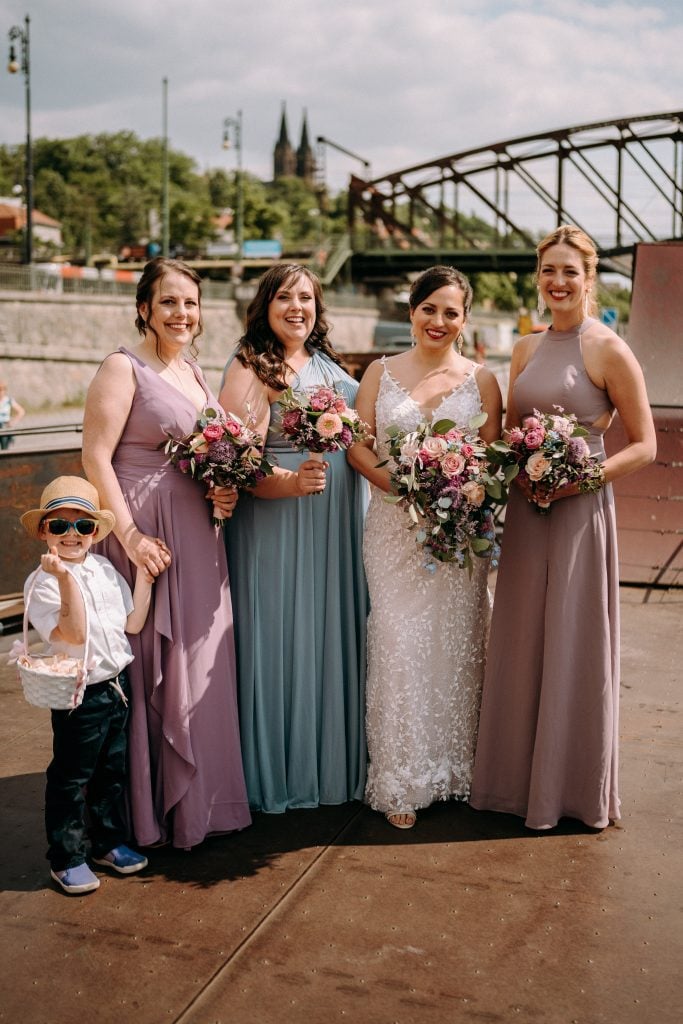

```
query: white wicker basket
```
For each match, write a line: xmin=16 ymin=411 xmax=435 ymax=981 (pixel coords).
xmin=16 ymin=566 xmax=89 ymax=711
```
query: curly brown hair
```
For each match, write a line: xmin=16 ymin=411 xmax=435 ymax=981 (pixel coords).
xmin=234 ymin=264 xmax=342 ymax=390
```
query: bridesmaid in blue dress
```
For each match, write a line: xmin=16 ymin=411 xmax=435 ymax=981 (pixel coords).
xmin=219 ymin=264 xmax=367 ymax=813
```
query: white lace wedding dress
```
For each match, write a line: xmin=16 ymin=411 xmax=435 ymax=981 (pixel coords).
xmin=363 ymin=360 xmax=491 ymax=815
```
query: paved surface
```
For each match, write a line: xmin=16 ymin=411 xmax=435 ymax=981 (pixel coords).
xmin=0 ymin=586 xmax=681 ymax=1024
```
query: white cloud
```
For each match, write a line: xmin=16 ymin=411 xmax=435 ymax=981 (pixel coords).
xmin=0 ymin=0 xmax=680 ymax=192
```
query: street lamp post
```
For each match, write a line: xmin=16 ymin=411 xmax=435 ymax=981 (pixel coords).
xmin=7 ymin=14 xmax=33 ymax=265
xmin=222 ymin=111 xmax=243 ymax=260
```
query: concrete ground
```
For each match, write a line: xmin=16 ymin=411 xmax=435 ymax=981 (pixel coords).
xmin=0 ymin=586 xmax=681 ymax=1024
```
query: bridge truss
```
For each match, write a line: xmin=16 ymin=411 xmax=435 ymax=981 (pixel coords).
xmin=347 ymin=112 xmax=683 ymax=274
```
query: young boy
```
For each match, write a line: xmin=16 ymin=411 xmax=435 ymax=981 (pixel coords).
xmin=21 ymin=476 xmax=153 ymax=895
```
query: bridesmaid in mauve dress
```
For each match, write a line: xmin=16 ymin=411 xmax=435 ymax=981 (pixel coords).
xmin=470 ymin=225 xmax=656 ymax=830
xmin=82 ymin=258 xmax=251 ymax=849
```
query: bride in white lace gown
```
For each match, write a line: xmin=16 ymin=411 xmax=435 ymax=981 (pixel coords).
xmin=348 ymin=266 xmax=502 ymax=829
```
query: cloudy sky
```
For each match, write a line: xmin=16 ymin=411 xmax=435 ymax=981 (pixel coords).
xmin=0 ymin=0 xmax=681 ymax=193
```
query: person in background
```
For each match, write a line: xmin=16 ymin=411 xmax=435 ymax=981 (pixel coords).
xmin=470 ymin=225 xmax=656 ymax=831
xmin=0 ymin=379 xmax=25 ymax=449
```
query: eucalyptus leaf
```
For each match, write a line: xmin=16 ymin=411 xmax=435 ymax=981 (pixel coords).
xmin=437 ymin=497 xmax=453 ymax=509
xmin=408 ymin=504 xmax=419 ymax=524
xmin=469 ymin=411 xmax=488 ymax=430
xmin=504 ymin=463 xmax=520 ymax=483
xmin=471 ymin=537 xmax=491 ymax=553
xmin=431 ymin=418 xmax=456 ymax=435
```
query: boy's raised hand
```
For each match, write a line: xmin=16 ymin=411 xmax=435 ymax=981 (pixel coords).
xmin=40 ymin=546 xmax=68 ymax=577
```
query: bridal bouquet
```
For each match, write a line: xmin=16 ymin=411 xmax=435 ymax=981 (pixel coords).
xmin=486 ymin=406 xmax=604 ymax=514
xmin=383 ymin=414 xmax=508 ymax=572
xmin=163 ymin=407 xmax=272 ymax=525
xmin=278 ymin=385 xmax=371 ymax=456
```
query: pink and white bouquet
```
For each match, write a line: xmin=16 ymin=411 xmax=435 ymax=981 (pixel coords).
xmin=383 ymin=414 xmax=508 ymax=572
xmin=487 ymin=406 xmax=604 ymax=514
xmin=163 ymin=407 xmax=272 ymax=525
xmin=278 ymin=385 xmax=371 ymax=455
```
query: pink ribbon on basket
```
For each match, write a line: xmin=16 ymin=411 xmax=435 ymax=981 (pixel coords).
xmin=7 ymin=638 xmax=27 ymax=664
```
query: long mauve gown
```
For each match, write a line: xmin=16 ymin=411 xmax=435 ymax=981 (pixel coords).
xmin=99 ymin=348 xmax=251 ymax=848
xmin=470 ymin=319 xmax=620 ymax=829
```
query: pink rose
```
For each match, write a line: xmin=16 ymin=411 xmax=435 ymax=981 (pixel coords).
xmin=523 ymin=416 xmax=542 ymax=430
xmin=441 ymin=452 xmax=466 ymax=477
xmin=224 ymin=418 xmax=243 ymax=437
xmin=203 ymin=423 xmax=224 ymax=442
xmin=282 ymin=410 xmax=303 ymax=432
xmin=461 ymin=481 xmax=486 ymax=506
xmin=333 ymin=397 xmax=348 ymax=413
xmin=461 ymin=443 xmax=474 ymax=458
xmin=310 ymin=387 xmax=336 ymax=411
xmin=445 ymin=428 xmax=463 ymax=442
xmin=316 ymin=412 xmax=343 ymax=438
xmin=526 ymin=451 xmax=552 ymax=481
xmin=422 ymin=436 xmax=448 ymax=458
xmin=524 ymin=427 xmax=545 ymax=450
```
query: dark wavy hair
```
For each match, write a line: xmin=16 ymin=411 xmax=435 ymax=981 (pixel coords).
xmin=409 ymin=265 xmax=473 ymax=317
xmin=135 ymin=257 xmax=203 ymax=358
xmin=234 ymin=264 xmax=342 ymax=390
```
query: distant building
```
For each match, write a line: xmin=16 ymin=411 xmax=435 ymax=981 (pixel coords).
xmin=273 ymin=104 xmax=316 ymax=185
xmin=0 ymin=197 xmax=63 ymax=250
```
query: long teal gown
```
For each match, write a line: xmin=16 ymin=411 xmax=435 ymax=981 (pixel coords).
xmin=224 ymin=351 xmax=368 ymax=812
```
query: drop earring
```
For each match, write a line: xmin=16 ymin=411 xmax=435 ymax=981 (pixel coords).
xmin=455 ymin=333 xmax=464 ymax=355
xmin=537 ymin=292 xmax=546 ymax=317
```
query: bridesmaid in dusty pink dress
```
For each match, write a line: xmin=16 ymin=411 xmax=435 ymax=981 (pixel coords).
xmin=82 ymin=258 xmax=251 ymax=849
xmin=470 ymin=225 xmax=656 ymax=830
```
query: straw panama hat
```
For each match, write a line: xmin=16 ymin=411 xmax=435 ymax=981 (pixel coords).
xmin=21 ymin=476 xmax=116 ymax=541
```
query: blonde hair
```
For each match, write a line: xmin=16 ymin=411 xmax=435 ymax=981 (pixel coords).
xmin=536 ymin=225 xmax=599 ymax=317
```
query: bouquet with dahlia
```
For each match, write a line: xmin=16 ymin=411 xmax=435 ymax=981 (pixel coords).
xmin=278 ymin=385 xmax=371 ymax=458
xmin=383 ymin=413 xmax=508 ymax=573
xmin=163 ymin=407 xmax=272 ymax=525
xmin=486 ymin=405 xmax=604 ymax=514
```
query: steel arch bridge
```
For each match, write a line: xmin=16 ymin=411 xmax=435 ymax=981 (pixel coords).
xmin=346 ymin=111 xmax=683 ymax=280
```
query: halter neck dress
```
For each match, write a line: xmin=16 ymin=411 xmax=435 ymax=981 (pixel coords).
xmin=99 ymin=348 xmax=251 ymax=848
xmin=470 ymin=319 xmax=620 ymax=829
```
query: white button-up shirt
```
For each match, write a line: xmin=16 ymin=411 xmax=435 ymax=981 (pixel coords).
xmin=24 ymin=553 xmax=135 ymax=684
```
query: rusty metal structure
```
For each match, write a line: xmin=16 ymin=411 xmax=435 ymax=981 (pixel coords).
xmin=347 ymin=111 xmax=683 ymax=278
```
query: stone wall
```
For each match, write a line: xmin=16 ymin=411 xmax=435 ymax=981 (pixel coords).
xmin=0 ymin=292 xmax=378 ymax=410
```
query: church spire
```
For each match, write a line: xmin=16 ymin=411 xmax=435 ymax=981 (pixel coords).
xmin=273 ymin=101 xmax=296 ymax=179
xmin=296 ymin=108 xmax=316 ymax=184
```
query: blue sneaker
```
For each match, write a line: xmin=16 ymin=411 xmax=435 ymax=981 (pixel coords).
xmin=92 ymin=845 xmax=148 ymax=875
xmin=51 ymin=863 xmax=100 ymax=895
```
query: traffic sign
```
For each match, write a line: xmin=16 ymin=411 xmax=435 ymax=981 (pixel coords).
xmin=600 ymin=307 xmax=618 ymax=329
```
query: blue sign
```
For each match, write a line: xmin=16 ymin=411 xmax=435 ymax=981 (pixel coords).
xmin=242 ymin=239 xmax=283 ymax=259
xmin=600 ymin=307 xmax=618 ymax=329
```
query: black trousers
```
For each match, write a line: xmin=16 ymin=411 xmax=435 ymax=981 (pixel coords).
xmin=45 ymin=672 xmax=130 ymax=870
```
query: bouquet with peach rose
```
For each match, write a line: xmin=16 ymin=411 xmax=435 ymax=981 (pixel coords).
xmin=487 ymin=406 xmax=603 ymax=514
xmin=383 ymin=414 xmax=508 ymax=572
xmin=162 ymin=407 xmax=272 ymax=525
xmin=278 ymin=385 xmax=371 ymax=457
